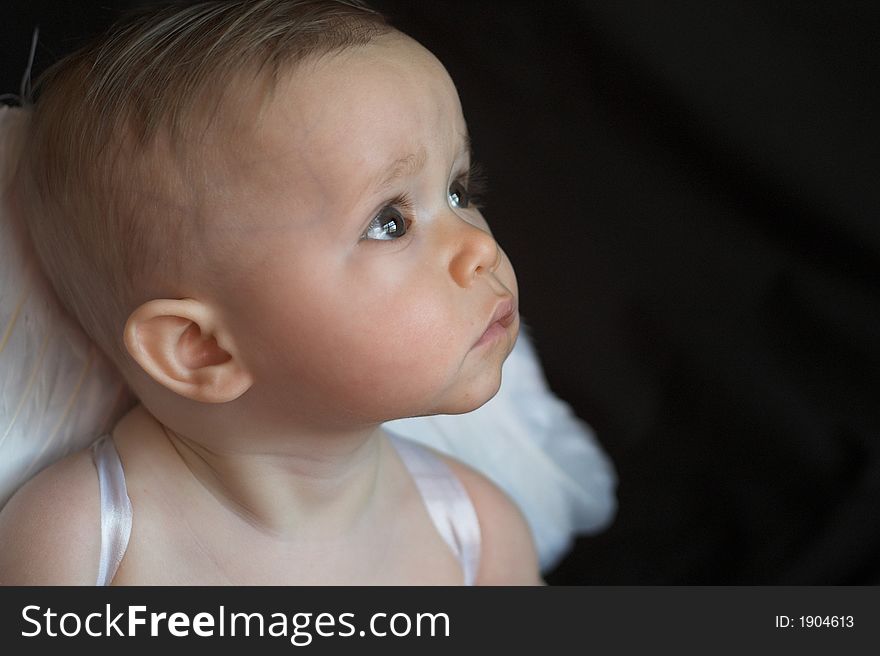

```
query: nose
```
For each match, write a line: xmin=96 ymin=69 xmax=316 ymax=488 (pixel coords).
xmin=445 ymin=213 xmax=501 ymax=288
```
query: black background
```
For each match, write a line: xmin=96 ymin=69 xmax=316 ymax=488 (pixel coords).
xmin=2 ymin=1 xmax=878 ymax=584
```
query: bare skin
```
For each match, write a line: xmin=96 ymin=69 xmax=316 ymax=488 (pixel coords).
xmin=0 ymin=32 xmax=541 ymax=585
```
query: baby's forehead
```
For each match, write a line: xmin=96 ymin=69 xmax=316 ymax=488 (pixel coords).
xmin=297 ymin=45 xmax=458 ymax=147
xmin=172 ymin=36 xmax=466 ymax=243
xmin=206 ymin=35 xmax=465 ymax=175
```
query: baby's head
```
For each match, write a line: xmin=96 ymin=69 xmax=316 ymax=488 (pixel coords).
xmin=15 ymin=0 xmax=519 ymax=437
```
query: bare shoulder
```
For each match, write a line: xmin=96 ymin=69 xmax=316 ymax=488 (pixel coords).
xmin=437 ymin=453 xmax=543 ymax=586
xmin=0 ymin=448 xmax=100 ymax=585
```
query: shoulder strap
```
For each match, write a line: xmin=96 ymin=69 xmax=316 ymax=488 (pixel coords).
xmin=388 ymin=434 xmax=481 ymax=586
xmin=90 ymin=434 xmax=132 ymax=586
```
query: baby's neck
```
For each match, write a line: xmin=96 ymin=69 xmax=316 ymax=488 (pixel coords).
xmin=117 ymin=404 xmax=388 ymax=541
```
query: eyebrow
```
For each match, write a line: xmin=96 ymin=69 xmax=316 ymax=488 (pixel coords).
xmin=372 ymin=132 xmax=472 ymax=193
xmin=374 ymin=148 xmax=427 ymax=192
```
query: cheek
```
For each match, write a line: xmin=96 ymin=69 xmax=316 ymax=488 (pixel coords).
xmin=247 ymin=261 xmax=472 ymax=418
xmin=321 ymin=283 xmax=465 ymax=391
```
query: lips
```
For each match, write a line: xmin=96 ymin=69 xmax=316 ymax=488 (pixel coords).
xmin=486 ymin=297 xmax=517 ymax=330
xmin=473 ymin=296 xmax=518 ymax=347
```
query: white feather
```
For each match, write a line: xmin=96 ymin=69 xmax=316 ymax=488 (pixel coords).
xmin=0 ymin=105 xmax=135 ymax=508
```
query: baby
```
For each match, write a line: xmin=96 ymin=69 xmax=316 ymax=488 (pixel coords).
xmin=0 ymin=0 xmax=541 ymax=585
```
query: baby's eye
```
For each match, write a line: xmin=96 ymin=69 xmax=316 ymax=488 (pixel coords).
xmin=362 ymin=206 xmax=408 ymax=241
xmin=448 ymin=179 xmax=470 ymax=209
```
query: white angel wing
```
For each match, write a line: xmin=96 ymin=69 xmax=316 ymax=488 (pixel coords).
xmin=0 ymin=105 xmax=135 ymax=508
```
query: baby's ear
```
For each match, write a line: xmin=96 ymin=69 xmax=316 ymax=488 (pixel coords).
xmin=123 ymin=298 xmax=253 ymax=403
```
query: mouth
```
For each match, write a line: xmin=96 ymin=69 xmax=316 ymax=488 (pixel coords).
xmin=473 ymin=297 xmax=518 ymax=348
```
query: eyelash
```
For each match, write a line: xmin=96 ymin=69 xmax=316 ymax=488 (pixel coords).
xmin=463 ymin=162 xmax=487 ymax=209
xmin=360 ymin=163 xmax=488 ymax=242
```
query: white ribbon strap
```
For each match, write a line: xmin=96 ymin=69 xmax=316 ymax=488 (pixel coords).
xmin=389 ymin=435 xmax=481 ymax=586
xmin=91 ymin=435 xmax=132 ymax=586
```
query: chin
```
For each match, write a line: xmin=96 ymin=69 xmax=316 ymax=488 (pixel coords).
xmin=432 ymin=370 xmax=504 ymax=416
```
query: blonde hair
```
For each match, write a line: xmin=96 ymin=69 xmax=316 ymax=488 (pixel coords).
xmin=14 ymin=0 xmax=390 ymax=373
